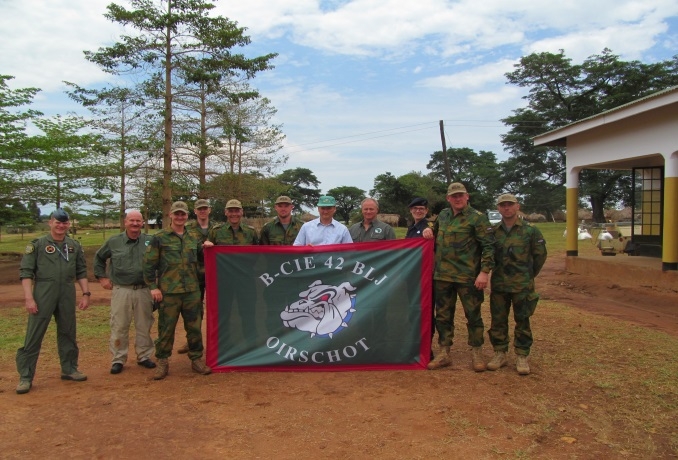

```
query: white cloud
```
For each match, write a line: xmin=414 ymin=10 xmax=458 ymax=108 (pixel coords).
xmin=416 ymin=59 xmax=517 ymax=90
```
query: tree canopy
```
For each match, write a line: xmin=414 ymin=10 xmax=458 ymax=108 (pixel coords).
xmin=85 ymin=0 xmax=277 ymax=227
xmin=501 ymin=48 xmax=678 ymax=221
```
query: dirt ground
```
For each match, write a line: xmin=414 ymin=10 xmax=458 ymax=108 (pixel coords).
xmin=1 ymin=249 xmax=676 ymax=458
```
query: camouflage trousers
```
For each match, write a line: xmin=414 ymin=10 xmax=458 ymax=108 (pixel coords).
xmin=488 ymin=290 xmax=539 ymax=356
xmin=155 ymin=291 xmax=203 ymax=360
xmin=434 ymin=280 xmax=485 ymax=348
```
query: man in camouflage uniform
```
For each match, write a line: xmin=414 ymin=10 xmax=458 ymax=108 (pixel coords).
xmin=259 ymin=196 xmax=303 ymax=245
xmin=16 ymin=209 xmax=90 ymax=394
xmin=144 ymin=201 xmax=211 ymax=379
xmin=205 ymin=199 xmax=258 ymax=246
xmin=204 ymin=199 xmax=259 ymax=340
xmin=423 ymin=183 xmax=495 ymax=372
xmin=259 ymin=196 xmax=304 ymax=334
xmin=487 ymin=194 xmax=547 ymax=375
xmin=176 ymin=198 xmax=217 ymax=355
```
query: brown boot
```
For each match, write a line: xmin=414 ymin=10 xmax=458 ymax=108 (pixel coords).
xmin=191 ymin=358 xmax=212 ymax=375
xmin=154 ymin=359 xmax=169 ymax=380
xmin=471 ymin=347 xmax=486 ymax=372
xmin=516 ymin=355 xmax=530 ymax=375
xmin=486 ymin=351 xmax=508 ymax=371
xmin=427 ymin=346 xmax=451 ymax=370
xmin=177 ymin=343 xmax=189 ymax=354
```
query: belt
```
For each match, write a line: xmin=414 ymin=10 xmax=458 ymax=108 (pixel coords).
xmin=117 ymin=284 xmax=148 ymax=290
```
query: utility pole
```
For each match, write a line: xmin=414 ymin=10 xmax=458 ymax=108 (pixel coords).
xmin=439 ymin=120 xmax=452 ymax=183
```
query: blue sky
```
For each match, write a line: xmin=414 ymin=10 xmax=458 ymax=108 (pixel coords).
xmin=2 ymin=0 xmax=677 ymax=204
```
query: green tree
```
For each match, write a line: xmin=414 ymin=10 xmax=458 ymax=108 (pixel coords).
xmin=24 ymin=115 xmax=106 ymax=208
xmin=327 ymin=186 xmax=365 ymax=224
xmin=276 ymin=168 xmax=321 ymax=211
xmin=427 ymin=148 xmax=501 ymax=212
xmin=502 ymin=48 xmax=678 ymax=222
xmin=85 ymin=0 xmax=276 ymax=227
xmin=66 ymin=83 xmax=154 ymax=228
xmin=370 ymin=171 xmax=445 ymax=215
xmin=0 ymin=75 xmax=42 ymax=205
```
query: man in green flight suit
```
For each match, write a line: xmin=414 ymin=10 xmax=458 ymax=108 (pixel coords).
xmin=144 ymin=201 xmax=211 ymax=380
xmin=423 ymin=183 xmax=495 ymax=372
xmin=16 ymin=208 xmax=91 ymax=394
xmin=487 ymin=194 xmax=547 ymax=375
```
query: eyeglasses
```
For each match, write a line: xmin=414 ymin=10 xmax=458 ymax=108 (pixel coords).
xmin=410 ymin=207 xmax=427 ymax=212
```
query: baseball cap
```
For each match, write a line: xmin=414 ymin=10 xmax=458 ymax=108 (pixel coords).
xmin=408 ymin=197 xmax=428 ymax=208
xmin=275 ymin=196 xmax=293 ymax=205
xmin=317 ymin=196 xmax=336 ymax=207
xmin=496 ymin=193 xmax=518 ymax=204
xmin=225 ymin=199 xmax=243 ymax=209
xmin=446 ymin=182 xmax=467 ymax=195
xmin=51 ymin=208 xmax=70 ymax=222
xmin=169 ymin=201 xmax=189 ymax=214
xmin=194 ymin=199 xmax=210 ymax=209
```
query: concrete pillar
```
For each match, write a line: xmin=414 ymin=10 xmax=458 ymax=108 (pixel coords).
xmin=566 ymin=167 xmax=581 ymax=257
xmin=662 ymin=152 xmax=678 ymax=271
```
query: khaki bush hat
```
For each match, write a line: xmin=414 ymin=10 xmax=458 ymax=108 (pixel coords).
xmin=446 ymin=182 xmax=467 ymax=195
xmin=275 ymin=196 xmax=293 ymax=204
xmin=194 ymin=199 xmax=210 ymax=209
xmin=497 ymin=193 xmax=518 ymax=204
xmin=226 ymin=199 xmax=243 ymax=209
xmin=170 ymin=201 xmax=189 ymax=214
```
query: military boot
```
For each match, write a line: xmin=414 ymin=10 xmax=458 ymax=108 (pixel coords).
xmin=486 ymin=351 xmax=508 ymax=371
xmin=16 ymin=380 xmax=31 ymax=395
xmin=154 ymin=359 xmax=169 ymax=380
xmin=427 ymin=346 xmax=451 ymax=370
xmin=516 ymin=355 xmax=530 ymax=375
xmin=177 ymin=343 xmax=189 ymax=354
xmin=471 ymin=347 xmax=486 ymax=372
xmin=191 ymin=358 xmax=212 ymax=375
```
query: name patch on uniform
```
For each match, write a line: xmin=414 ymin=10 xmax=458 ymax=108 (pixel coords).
xmin=25 ymin=244 xmax=35 ymax=254
xmin=67 ymin=245 xmax=75 ymax=253
xmin=45 ymin=245 xmax=56 ymax=254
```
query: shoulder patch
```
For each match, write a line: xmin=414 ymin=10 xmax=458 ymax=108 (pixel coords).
xmin=25 ymin=244 xmax=35 ymax=254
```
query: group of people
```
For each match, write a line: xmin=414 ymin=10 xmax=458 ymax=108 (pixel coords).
xmin=15 ymin=184 xmax=546 ymax=394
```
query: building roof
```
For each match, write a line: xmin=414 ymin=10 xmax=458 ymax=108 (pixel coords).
xmin=534 ymin=85 xmax=678 ymax=147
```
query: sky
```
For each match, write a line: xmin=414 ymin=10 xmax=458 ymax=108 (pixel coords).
xmin=1 ymin=0 xmax=677 ymax=205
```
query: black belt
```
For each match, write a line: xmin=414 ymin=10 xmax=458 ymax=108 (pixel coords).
xmin=118 ymin=284 xmax=147 ymax=290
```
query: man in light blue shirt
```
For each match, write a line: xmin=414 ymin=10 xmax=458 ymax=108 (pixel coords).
xmin=293 ymin=195 xmax=353 ymax=246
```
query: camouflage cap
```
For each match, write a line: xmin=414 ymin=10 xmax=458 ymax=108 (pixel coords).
xmin=275 ymin=195 xmax=293 ymax=204
xmin=226 ymin=199 xmax=243 ymax=209
xmin=51 ymin=208 xmax=70 ymax=222
xmin=496 ymin=193 xmax=518 ymax=204
xmin=446 ymin=182 xmax=467 ymax=195
xmin=169 ymin=201 xmax=189 ymax=214
xmin=317 ymin=195 xmax=336 ymax=207
xmin=194 ymin=199 xmax=210 ymax=209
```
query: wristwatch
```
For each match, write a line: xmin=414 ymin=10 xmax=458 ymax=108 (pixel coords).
xmin=83 ymin=292 xmax=91 ymax=296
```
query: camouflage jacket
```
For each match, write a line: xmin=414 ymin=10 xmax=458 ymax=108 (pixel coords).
xmin=208 ymin=223 xmax=259 ymax=246
xmin=20 ymin=235 xmax=87 ymax=283
xmin=185 ymin=219 xmax=217 ymax=277
xmin=491 ymin=219 xmax=547 ymax=293
xmin=259 ymin=216 xmax=304 ymax=245
xmin=143 ymin=229 xmax=200 ymax=294
xmin=433 ymin=205 xmax=495 ymax=284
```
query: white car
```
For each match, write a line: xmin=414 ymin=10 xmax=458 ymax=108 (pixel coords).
xmin=487 ymin=211 xmax=501 ymax=225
